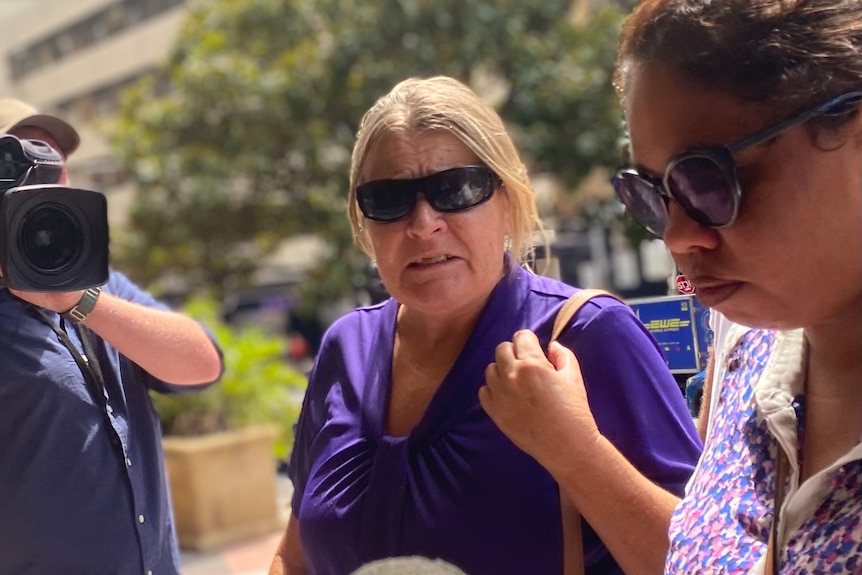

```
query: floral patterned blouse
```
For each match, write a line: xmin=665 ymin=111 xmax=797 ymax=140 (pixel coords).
xmin=666 ymin=327 xmax=862 ymax=574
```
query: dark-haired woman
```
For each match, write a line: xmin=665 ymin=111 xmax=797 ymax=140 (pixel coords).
xmin=614 ymin=0 xmax=862 ymax=571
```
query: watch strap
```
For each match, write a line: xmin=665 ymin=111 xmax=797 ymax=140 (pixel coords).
xmin=62 ymin=287 xmax=102 ymax=323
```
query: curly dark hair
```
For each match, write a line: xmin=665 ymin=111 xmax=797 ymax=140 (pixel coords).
xmin=615 ymin=0 xmax=862 ymax=125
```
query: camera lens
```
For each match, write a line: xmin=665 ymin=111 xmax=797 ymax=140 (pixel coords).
xmin=19 ymin=203 xmax=84 ymax=272
xmin=2 ymin=184 xmax=108 ymax=291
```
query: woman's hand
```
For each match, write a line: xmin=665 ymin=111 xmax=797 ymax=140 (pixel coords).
xmin=479 ymin=329 xmax=601 ymax=474
xmin=481 ymin=329 xmax=681 ymax=575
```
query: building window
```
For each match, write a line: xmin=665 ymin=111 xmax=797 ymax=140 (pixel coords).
xmin=6 ymin=0 xmax=186 ymax=81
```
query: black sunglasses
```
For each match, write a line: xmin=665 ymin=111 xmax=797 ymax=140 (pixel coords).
xmin=612 ymin=91 xmax=862 ymax=238
xmin=356 ymin=165 xmax=501 ymax=223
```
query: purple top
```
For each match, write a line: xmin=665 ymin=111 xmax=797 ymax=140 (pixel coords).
xmin=290 ymin=263 xmax=702 ymax=575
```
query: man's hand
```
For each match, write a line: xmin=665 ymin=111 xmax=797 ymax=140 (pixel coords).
xmin=479 ymin=329 xmax=601 ymax=475
xmin=9 ymin=288 xmax=84 ymax=315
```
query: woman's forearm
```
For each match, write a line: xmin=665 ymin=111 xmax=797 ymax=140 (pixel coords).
xmin=551 ymin=435 xmax=678 ymax=575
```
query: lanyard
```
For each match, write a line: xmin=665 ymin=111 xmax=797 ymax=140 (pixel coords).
xmin=32 ymin=306 xmax=126 ymax=459
xmin=35 ymin=307 xmax=108 ymax=404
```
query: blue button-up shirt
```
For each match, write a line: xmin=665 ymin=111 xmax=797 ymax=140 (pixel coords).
xmin=0 ymin=271 xmax=218 ymax=574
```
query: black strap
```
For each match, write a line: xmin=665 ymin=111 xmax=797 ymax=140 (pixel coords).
xmin=766 ymin=448 xmax=790 ymax=575
xmin=32 ymin=307 xmax=126 ymax=458
xmin=35 ymin=308 xmax=108 ymax=404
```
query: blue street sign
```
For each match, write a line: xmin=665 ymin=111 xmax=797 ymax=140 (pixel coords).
xmin=628 ymin=295 xmax=713 ymax=373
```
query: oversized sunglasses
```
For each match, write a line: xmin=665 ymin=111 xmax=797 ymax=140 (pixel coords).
xmin=612 ymin=91 xmax=862 ymax=238
xmin=356 ymin=165 xmax=501 ymax=223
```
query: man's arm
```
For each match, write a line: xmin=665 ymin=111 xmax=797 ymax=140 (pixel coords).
xmin=12 ymin=287 xmax=222 ymax=385
xmin=82 ymin=292 xmax=223 ymax=385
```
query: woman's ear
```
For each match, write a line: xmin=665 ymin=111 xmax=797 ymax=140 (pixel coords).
xmin=500 ymin=185 xmax=513 ymax=238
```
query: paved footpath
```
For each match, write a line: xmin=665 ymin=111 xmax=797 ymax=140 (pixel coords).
xmin=181 ymin=530 xmax=283 ymax=575
xmin=180 ymin=474 xmax=292 ymax=575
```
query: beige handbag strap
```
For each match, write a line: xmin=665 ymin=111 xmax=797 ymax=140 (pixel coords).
xmin=550 ymin=288 xmax=621 ymax=575
xmin=551 ymin=289 xmax=620 ymax=342
xmin=560 ymin=494 xmax=586 ymax=575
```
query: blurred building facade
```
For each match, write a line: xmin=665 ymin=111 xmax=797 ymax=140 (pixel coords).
xmin=0 ymin=0 xmax=333 ymax=307
xmin=0 ymin=0 xmax=669 ymax=316
xmin=0 ymin=0 xmax=186 ymax=227
xmin=0 ymin=0 xmax=628 ymax=219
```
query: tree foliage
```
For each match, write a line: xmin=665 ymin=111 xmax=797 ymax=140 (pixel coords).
xmin=108 ymin=0 xmax=626 ymax=308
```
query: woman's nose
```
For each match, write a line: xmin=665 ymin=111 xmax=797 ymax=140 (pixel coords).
xmin=405 ymin=195 xmax=446 ymax=238
xmin=662 ymin=201 xmax=720 ymax=255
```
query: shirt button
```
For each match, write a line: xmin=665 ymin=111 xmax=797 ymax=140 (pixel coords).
xmin=106 ymin=404 xmax=114 ymax=414
xmin=126 ymin=458 xmax=132 ymax=467
xmin=147 ymin=571 xmax=152 ymax=575
xmin=138 ymin=514 xmax=145 ymax=524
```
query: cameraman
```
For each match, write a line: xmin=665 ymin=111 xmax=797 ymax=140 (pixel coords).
xmin=0 ymin=99 xmax=224 ymax=574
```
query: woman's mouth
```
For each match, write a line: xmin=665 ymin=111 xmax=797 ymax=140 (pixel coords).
xmin=691 ymin=280 xmax=743 ymax=308
xmin=410 ymin=254 xmax=453 ymax=267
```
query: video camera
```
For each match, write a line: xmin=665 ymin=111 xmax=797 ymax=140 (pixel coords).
xmin=0 ymin=134 xmax=109 ymax=291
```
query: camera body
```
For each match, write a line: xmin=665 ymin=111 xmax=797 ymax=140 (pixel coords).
xmin=0 ymin=135 xmax=109 ymax=291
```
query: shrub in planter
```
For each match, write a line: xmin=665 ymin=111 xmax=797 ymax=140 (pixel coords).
xmin=151 ymin=299 xmax=308 ymax=550
xmin=151 ymin=298 xmax=307 ymax=460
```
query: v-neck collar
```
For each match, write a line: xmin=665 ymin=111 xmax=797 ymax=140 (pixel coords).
xmin=362 ymin=257 xmax=530 ymax=447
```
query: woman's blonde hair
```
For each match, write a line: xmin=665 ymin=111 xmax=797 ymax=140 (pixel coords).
xmin=347 ymin=76 xmax=545 ymax=266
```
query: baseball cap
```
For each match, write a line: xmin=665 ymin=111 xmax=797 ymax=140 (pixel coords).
xmin=0 ymin=98 xmax=80 ymax=156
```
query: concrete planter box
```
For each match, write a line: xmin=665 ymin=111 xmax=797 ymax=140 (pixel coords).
xmin=162 ymin=425 xmax=282 ymax=551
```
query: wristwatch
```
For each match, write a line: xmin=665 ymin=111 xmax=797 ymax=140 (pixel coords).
xmin=62 ymin=287 xmax=102 ymax=323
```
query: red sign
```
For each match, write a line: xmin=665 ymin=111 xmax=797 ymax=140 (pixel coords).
xmin=676 ymin=275 xmax=695 ymax=295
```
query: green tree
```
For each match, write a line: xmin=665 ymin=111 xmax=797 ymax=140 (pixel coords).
xmin=108 ymin=0 xmax=626 ymax=308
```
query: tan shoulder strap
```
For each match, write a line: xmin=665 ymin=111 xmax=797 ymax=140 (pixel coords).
xmin=561 ymin=494 xmax=585 ymax=575
xmin=551 ymin=288 xmax=621 ymax=343
xmin=552 ymin=288 xmax=620 ymax=575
